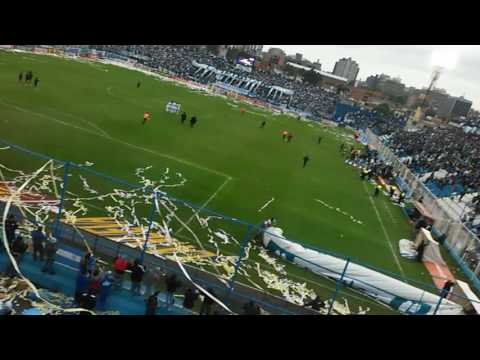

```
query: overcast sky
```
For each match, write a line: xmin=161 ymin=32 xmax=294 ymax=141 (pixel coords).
xmin=267 ymin=45 xmax=480 ymax=109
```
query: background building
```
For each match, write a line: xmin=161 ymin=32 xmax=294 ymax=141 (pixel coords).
xmin=366 ymin=74 xmax=405 ymax=98
xmin=332 ymin=57 xmax=360 ymax=82
xmin=438 ymin=96 xmax=472 ymax=118
xmin=262 ymin=48 xmax=287 ymax=69
xmin=226 ymin=45 xmax=263 ymax=56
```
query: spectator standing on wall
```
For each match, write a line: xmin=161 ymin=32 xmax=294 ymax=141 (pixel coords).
xmin=144 ymin=266 xmax=166 ymax=297
xmin=42 ymin=236 xmax=57 ymax=275
xmin=242 ymin=300 xmax=262 ymax=315
xmin=199 ymin=288 xmax=216 ymax=315
xmin=6 ymin=230 xmax=28 ymax=277
xmin=5 ymin=214 xmax=18 ymax=246
xmin=164 ymin=273 xmax=182 ymax=311
xmin=128 ymin=259 xmax=146 ymax=295
xmin=112 ymin=254 xmax=129 ymax=291
xmin=145 ymin=291 xmax=160 ymax=315
xmin=75 ymin=270 xmax=90 ymax=304
xmin=31 ymin=226 xmax=46 ymax=262
xmin=183 ymin=288 xmax=199 ymax=311
xmin=97 ymin=271 xmax=114 ymax=310
xmin=79 ymin=252 xmax=96 ymax=275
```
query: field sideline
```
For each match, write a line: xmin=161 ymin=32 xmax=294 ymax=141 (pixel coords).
xmin=0 ymin=50 xmax=465 ymax=313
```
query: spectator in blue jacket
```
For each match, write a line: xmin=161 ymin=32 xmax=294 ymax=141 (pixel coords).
xmin=31 ymin=226 xmax=46 ymax=262
xmin=75 ymin=270 xmax=90 ymax=304
xmin=97 ymin=271 xmax=114 ymax=310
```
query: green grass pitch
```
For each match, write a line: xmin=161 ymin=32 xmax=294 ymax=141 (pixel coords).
xmin=0 ymin=50 xmax=466 ymax=314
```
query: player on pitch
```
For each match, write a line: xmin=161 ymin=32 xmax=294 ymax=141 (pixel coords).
xmin=142 ymin=112 xmax=151 ymax=125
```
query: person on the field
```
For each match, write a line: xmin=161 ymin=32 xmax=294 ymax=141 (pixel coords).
xmin=416 ymin=239 xmax=426 ymax=262
xmin=360 ymin=168 xmax=369 ymax=180
xmin=398 ymin=192 xmax=406 ymax=204
xmin=260 ymin=120 xmax=266 ymax=129
xmin=190 ymin=116 xmax=197 ymax=128
xmin=440 ymin=280 xmax=454 ymax=299
xmin=240 ymin=108 xmax=246 ymax=115
xmin=374 ymin=184 xmax=382 ymax=197
xmin=34 ymin=77 xmax=39 ymax=87
xmin=282 ymin=131 xmax=289 ymax=141
xmin=18 ymin=72 xmax=23 ymax=82
xmin=181 ymin=111 xmax=187 ymax=124
xmin=31 ymin=226 xmax=46 ymax=262
xmin=287 ymin=133 xmax=293 ymax=143
xmin=318 ymin=136 xmax=322 ymax=144
xmin=137 ymin=81 xmax=141 ymax=88
xmin=303 ymin=155 xmax=310 ymax=168
xmin=389 ymin=185 xmax=396 ymax=198
xmin=142 ymin=112 xmax=150 ymax=125
xmin=26 ymin=71 xmax=33 ymax=84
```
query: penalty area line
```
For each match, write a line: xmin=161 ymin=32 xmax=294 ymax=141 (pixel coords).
xmin=0 ymin=99 xmax=231 ymax=180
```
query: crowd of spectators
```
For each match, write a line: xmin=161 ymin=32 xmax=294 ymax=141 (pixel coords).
xmin=90 ymin=45 xmax=340 ymax=119
xmin=385 ymin=127 xmax=480 ymax=229
xmin=343 ymin=109 xmax=408 ymax=135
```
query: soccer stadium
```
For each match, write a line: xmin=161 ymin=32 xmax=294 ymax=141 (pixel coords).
xmin=0 ymin=45 xmax=479 ymax=315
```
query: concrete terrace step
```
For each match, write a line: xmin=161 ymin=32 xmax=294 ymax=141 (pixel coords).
xmin=0 ymin=250 xmax=192 ymax=315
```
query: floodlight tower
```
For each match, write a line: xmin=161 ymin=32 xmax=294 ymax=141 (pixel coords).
xmin=411 ymin=66 xmax=443 ymax=124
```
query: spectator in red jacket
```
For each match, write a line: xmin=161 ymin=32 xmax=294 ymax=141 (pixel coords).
xmin=112 ymin=254 xmax=128 ymax=291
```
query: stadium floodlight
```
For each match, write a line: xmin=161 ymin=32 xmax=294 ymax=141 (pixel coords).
xmin=430 ymin=48 xmax=459 ymax=71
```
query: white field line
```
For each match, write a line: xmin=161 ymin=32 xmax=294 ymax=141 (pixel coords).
xmin=175 ymin=176 xmax=232 ymax=235
xmin=258 ymin=197 xmax=274 ymax=212
xmin=0 ymin=99 xmax=231 ymax=179
xmin=362 ymin=181 xmax=407 ymax=281
xmin=43 ymin=106 xmax=111 ymax=139
xmin=382 ymin=198 xmax=398 ymax=225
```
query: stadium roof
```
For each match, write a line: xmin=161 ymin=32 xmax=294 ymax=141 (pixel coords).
xmin=286 ymin=62 xmax=348 ymax=82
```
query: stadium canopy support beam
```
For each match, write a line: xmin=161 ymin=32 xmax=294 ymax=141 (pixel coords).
xmin=225 ymin=224 xmax=256 ymax=302
xmin=327 ymin=258 xmax=350 ymax=315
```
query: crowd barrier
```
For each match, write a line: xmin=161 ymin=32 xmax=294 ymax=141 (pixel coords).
xmin=365 ymin=129 xmax=480 ymax=291
xmin=2 ymin=137 xmax=480 ymax=314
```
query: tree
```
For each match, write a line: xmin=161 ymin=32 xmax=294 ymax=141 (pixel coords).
xmin=226 ymin=48 xmax=240 ymax=62
xmin=284 ymin=64 xmax=301 ymax=78
xmin=226 ymin=48 xmax=250 ymax=64
xmin=391 ymin=95 xmax=407 ymax=106
xmin=374 ymin=103 xmax=393 ymax=117
xmin=302 ymin=69 xmax=322 ymax=86
xmin=206 ymin=45 xmax=219 ymax=55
